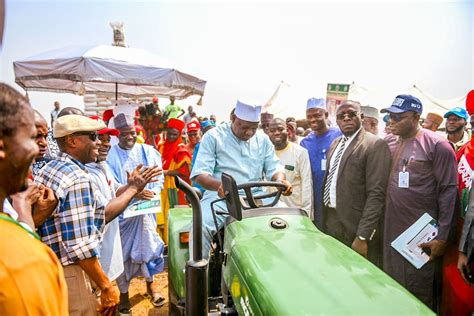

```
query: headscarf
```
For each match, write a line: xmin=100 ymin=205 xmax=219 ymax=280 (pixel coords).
xmin=160 ymin=118 xmax=185 ymax=169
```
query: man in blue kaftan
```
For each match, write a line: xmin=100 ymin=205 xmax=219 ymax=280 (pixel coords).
xmin=106 ymin=117 xmax=165 ymax=312
xmin=191 ymin=99 xmax=292 ymax=259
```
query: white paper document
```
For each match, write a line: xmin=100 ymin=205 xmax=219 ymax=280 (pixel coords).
xmin=391 ymin=213 xmax=438 ymax=269
xmin=123 ymin=196 xmax=161 ymax=218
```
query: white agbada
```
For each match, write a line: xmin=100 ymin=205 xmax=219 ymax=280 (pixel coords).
xmin=275 ymin=142 xmax=313 ymax=218
xmin=86 ymin=162 xmax=124 ymax=281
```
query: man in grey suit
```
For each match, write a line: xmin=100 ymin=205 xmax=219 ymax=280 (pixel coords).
xmin=322 ymin=100 xmax=391 ymax=266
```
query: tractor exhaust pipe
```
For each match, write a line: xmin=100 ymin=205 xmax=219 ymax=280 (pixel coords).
xmin=175 ymin=176 xmax=208 ymax=316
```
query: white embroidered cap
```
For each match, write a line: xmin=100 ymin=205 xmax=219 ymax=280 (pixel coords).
xmin=234 ymin=99 xmax=262 ymax=123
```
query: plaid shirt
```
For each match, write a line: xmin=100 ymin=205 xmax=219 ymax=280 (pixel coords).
xmin=34 ymin=152 xmax=105 ymax=266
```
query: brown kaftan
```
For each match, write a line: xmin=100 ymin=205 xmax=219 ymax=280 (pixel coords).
xmin=383 ymin=129 xmax=457 ymax=309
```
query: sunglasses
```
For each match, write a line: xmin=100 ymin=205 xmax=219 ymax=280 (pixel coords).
xmin=336 ymin=111 xmax=359 ymax=120
xmin=72 ymin=132 xmax=98 ymax=141
xmin=188 ymin=132 xmax=198 ymax=137
xmin=389 ymin=113 xmax=414 ymax=122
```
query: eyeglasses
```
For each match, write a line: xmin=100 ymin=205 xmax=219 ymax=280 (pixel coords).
xmin=188 ymin=132 xmax=198 ymax=137
xmin=72 ymin=132 xmax=98 ymax=141
xmin=336 ymin=111 xmax=359 ymax=120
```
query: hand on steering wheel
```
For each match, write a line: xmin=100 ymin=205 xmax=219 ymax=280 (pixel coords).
xmin=279 ymin=179 xmax=293 ymax=196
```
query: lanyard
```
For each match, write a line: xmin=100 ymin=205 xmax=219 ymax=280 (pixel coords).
xmin=0 ymin=212 xmax=41 ymax=240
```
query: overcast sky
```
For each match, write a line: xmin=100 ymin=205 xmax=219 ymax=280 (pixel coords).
xmin=1 ymin=0 xmax=472 ymax=121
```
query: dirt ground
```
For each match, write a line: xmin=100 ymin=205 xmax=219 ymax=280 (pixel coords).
xmin=123 ymin=270 xmax=169 ymax=316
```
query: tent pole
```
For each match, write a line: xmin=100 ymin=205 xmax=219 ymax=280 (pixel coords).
xmin=115 ymin=82 xmax=118 ymax=101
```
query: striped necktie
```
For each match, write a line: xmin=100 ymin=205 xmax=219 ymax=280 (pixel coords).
xmin=323 ymin=137 xmax=348 ymax=206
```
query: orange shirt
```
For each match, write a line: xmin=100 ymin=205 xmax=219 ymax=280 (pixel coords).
xmin=0 ymin=219 xmax=68 ymax=315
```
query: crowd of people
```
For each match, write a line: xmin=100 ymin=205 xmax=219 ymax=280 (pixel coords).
xmin=1 ymin=81 xmax=473 ymax=315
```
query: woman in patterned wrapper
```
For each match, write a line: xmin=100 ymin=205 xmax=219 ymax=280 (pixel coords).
xmin=157 ymin=118 xmax=191 ymax=244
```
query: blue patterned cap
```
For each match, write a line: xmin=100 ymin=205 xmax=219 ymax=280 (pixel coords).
xmin=200 ymin=120 xmax=216 ymax=131
xmin=381 ymin=95 xmax=423 ymax=114
xmin=307 ymin=98 xmax=326 ymax=110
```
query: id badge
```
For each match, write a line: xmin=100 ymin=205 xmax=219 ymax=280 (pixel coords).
xmin=398 ymin=171 xmax=409 ymax=188
xmin=285 ymin=165 xmax=295 ymax=171
xmin=321 ymin=159 xmax=327 ymax=171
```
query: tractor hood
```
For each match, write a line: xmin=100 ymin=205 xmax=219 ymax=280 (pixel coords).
xmin=223 ymin=209 xmax=433 ymax=315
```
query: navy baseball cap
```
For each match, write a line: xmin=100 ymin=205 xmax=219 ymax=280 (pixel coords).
xmin=444 ymin=107 xmax=469 ymax=121
xmin=381 ymin=95 xmax=423 ymax=114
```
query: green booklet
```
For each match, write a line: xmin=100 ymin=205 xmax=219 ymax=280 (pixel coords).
xmin=123 ymin=197 xmax=161 ymax=218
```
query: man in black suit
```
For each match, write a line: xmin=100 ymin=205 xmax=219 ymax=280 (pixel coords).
xmin=322 ymin=100 xmax=391 ymax=265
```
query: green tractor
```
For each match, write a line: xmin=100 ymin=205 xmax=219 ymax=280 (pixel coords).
xmin=168 ymin=173 xmax=434 ymax=315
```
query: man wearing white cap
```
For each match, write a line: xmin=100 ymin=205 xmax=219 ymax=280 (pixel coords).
xmin=106 ymin=114 xmax=166 ymax=313
xmin=34 ymin=115 xmax=119 ymax=315
xmin=191 ymin=99 xmax=292 ymax=258
xmin=360 ymin=105 xmax=380 ymax=135
xmin=301 ymin=98 xmax=341 ymax=229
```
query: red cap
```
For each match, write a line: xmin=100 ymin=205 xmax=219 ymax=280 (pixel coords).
xmin=187 ymin=121 xmax=200 ymax=133
xmin=167 ymin=118 xmax=185 ymax=132
xmin=102 ymin=109 xmax=114 ymax=123
xmin=135 ymin=125 xmax=144 ymax=134
xmin=466 ymin=90 xmax=474 ymax=116
xmin=89 ymin=115 xmax=120 ymax=136
xmin=153 ymin=96 xmax=159 ymax=103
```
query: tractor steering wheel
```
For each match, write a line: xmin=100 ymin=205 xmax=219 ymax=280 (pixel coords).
xmin=236 ymin=181 xmax=288 ymax=209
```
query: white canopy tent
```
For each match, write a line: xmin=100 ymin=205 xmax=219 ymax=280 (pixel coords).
xmin=261 ymin=81 xmax=468 ymax=122
xmin=13 ymin=45 xmax=206 ymax=100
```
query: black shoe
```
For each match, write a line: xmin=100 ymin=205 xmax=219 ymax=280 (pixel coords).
xmin=118 ymin=293 xmax=132 ymax=315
